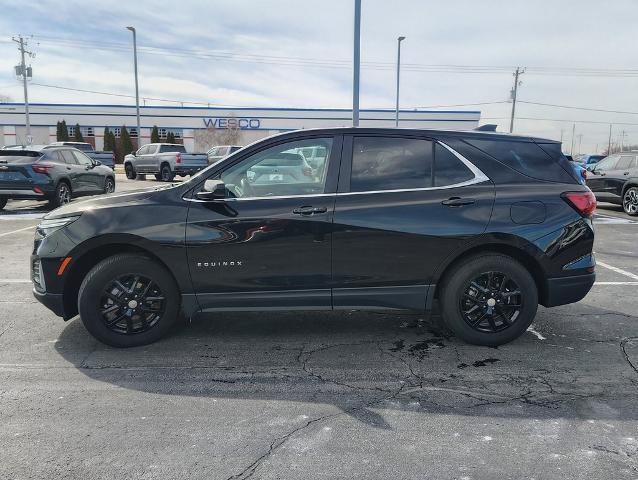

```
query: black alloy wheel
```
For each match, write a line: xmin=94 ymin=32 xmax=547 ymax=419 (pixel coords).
xmin=99 ymin=274 xmax=165 ymax=335
xmin=460 ymin=271 xmax=522 ymax=333
xmin=623 ymin=187 xmax=638 ymax=216
xmin=78 ymin=254 xmax=181 ymax=347
xmin=51 ymin=182 xmax=71 ymax=208
xmin=440 ymin=254 xmax=538 ymax=346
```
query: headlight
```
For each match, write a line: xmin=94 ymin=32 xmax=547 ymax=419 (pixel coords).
xmin=36 ymin=215 xmax=81 ymax=237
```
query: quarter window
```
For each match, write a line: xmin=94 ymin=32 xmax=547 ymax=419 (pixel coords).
xmin=350 ymin=137 xmax=433 ymax=192
xmin=434 ymin=143 xmax=474 ymax=187
xmin=220 ymin=138 xmax=333 ymax=198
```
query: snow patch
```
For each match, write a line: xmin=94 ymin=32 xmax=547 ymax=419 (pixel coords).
xmin=527 ymin=325 xmax=546 ymax=340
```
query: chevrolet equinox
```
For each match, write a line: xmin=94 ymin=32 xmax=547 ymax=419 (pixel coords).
xmin=31 ymin=128 xmax=596 ymax=347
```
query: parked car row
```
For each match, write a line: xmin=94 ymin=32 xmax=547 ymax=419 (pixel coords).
xmin=584 ymin=152 xmax=638 ymax=215
xmin=124 ymin=143 xmax=209 ymax=182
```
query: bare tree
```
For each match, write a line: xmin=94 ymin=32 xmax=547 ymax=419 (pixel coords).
xmin=0 ymin=94 xmax=13 ymax=103
xmin=193 ymin=115 xmax=243 ymax=151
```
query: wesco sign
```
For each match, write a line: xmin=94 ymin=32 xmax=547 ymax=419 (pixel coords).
xmin=203 ymin=117 xmax=261 ymax=129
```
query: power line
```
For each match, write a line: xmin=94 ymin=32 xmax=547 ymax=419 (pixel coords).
xmin=518 ymin=100 xmax=638 ymax=115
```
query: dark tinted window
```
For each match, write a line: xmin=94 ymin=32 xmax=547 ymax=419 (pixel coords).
xmin=616 ymin=155 xmax=635 ymax=170
xmin=466 ymin=139 xmax=571 ymax=182
xmin=0 ymin=151 xmax=42 ymax=163
xmin=159 ymin=144 xmax=186 ymax=153
xmin=230 ymin=146 xmax=242 ymax=153
xmin=71 ymin=143 xmax=92 ymax=152
xmin=351 ymin=137 xmax=432 ymax=192
xmin=434 ymin=144 xmax=474 ymax=186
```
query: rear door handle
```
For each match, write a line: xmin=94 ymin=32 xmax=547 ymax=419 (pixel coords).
xmin=293 ymin=206 xmax=327 ymax=215
xmin=442 ymin=197 xmax=476 ymax=207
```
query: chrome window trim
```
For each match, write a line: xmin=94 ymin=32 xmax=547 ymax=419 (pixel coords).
xmin=184 ymin=140 xmax=491 ymax=202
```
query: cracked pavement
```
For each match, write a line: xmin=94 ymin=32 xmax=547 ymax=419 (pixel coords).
xmin=1 ymin=194 xmax=638 ymax=479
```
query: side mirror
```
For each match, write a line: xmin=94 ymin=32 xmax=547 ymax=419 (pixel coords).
xmin=94 ymin=159 xmax=102 ymax=166
xmin=196 ymin=179 xmax=227 ymax=201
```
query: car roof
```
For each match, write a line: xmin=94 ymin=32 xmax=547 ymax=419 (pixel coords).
xmin=262 ymin=127 xmax=560 ymax=144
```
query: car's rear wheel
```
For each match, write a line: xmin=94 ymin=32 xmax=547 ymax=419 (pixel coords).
xmin=49 ymin=182 xmax=71 ymax=208
xmin=104 ymin=176 xmax=115 ymax=194
xmin=78 ymin=254 xmax=180 ymax=347
xmin=0 ymin=196 xmax=6 ymax=210
xmin=440 ymin=254 xmax=538 ymax=346
xmin=124 ymin=163 xmax=136 ymax=180
xmin=160 ymin=164 xmax=174 ymax=182
xmin=623 ymin=187 xmax=638 ymax=216
xmin=154 ymin=174 xmax=163 ymax=181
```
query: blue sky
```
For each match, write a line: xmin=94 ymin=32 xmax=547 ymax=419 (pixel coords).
xmin=1 ymin=0 xmax=637 ymax=153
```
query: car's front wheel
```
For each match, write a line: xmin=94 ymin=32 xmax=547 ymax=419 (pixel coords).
xmin=124 ymin=163 xmax=136 ymax=180
xmin=104 ymin=176 xmax=115 ymax=194
xmin=623 ymin=187 xmax=638 ymax=216
xmin=440 ymin=254 xmax=538 ymax=346
xmin=0 ymin=196 xmax=6 ymax=210
xmin=78 ymin=254 xmax=181 ymax=347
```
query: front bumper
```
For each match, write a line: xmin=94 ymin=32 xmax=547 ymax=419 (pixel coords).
xmin=33 ymin=288 xmax=67 ymax=318
xmin=543 ymin=272 xmax=596 ymax=307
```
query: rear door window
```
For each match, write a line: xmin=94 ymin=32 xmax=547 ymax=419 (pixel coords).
xmin=465 ymin=139 xmax=573 ymax=182
xmin=594 ymin=155 xmax=620 ymax=172
xmin=350 ymin=137 xmax=433 ymax=192
xmin=60 ymin=150 xmax=78 ymax=165
xmin=616 ymin=155 xmax=634 ymax=170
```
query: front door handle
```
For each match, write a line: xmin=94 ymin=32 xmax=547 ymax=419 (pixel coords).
xmin=293 ymin=206 xmax=327 ymax=215
xmin=442 ymin=197 xmax=476 ymax=207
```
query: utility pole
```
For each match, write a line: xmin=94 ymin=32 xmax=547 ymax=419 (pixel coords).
xmin=509 ymin=67 xmax=525 ymax=133
xmin=352 ymin=0 xmax=361 ymax=127
xmin=395 ymin=36 xmax=405 ymax=127
xmin=12 ymin=35 xmax=33 ymax=144
xmin=577 ymin=134 xmax=583 ymax=155
xmin=608 ymin=124 xmax=612 ymax=154
xmin=126 ymin=26 xmax=141 ymax=146
xmin=620 ymin=130 xmax=627 ymax=153
xmin=570 ymin=123 xmax=576 ymax=155
xmin=560 ymin=128 xmax=564 ymax=143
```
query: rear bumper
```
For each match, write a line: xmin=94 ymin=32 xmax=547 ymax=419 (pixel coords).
xmin=33 ymin=288 xmax=67 ymax=318
xmin=542 ymin=272 xmax=595 ymax=307
xmin=174 ymin=166 xmax=206 ymax=175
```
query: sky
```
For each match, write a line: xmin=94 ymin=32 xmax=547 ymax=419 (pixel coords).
xmin=1 ymin=0 xmax=637 ymax=154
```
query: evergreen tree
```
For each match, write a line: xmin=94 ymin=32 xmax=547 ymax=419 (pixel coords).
xmin=103 ymin=127 xmax=113 ymax=151
xmin=166 ymin=132 xmax=175 ymax=143
xmin=151 ymin=125 xmax=160 ymax=143
xmin=73 ymin=123 xmax=84 ymax=142
xmin=120 ymin=126 xmax=134 ymax=157
xmin=59 ymin=120 xmax=69 ymax=141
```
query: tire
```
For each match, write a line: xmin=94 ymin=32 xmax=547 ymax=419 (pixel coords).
xmin=103 ymin=176 xmax=115 ymax=194
xmin=154 ymin=174 xmax=163 ymax=181
xmin=0 ymin=196 xmax=6 ymax=210
xmin=623 ymin=186 xmax=638 ymax=216
xmin=124 ymin=163 xmax=136 ymax=180
xmin=160 ymin=164 xmax=174 ymax=182
xmin=440 ymin=254 xmax=538 ymax=346
xmin=78 ymin=254 xmax=180 ymax=347
xmin=49 ymin=181 xmax=72 ymax=208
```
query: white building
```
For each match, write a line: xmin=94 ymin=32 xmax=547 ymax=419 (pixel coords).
xmin=0 ymin=103 xmax=481 ymax=151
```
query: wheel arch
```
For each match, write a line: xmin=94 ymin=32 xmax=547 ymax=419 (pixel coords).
xmin=432 ymin=241 xmax=547 ymax=305
xmin=621 ymin=180 xmax=638 ymax=197
xmin=62 ymin=237 xmax=179 ymax=320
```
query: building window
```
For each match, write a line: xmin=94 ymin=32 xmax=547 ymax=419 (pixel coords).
xmin=67 ymin=126 xmax=94 ymax=137
xmin=158 ymin=128 xmax=182 ymax=139
xmin=113 ymin=127 xmax=136 ymax=138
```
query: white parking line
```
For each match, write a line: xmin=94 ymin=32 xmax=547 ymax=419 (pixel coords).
xmin=0 ymin=279 xmax=31 ymax=283
xmin=596 ymin=261 xmax=638 ymax=281
xmin=0 ymin=225 xmax=35 ymax=237
xmin=595 ymin=281 xmax=638 ymax=285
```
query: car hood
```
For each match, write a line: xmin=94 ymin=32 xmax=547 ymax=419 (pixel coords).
xmin=44 ymin=184 xmax=181 ymax=220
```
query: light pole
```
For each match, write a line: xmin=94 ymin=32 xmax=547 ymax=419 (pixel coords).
xmin=352 ymin=0 xmax=361 ymax=127
xmin=126 ymin=26 xmax=141 ymax=147
xmin=395 ymin=36 xmax=405 ymax=127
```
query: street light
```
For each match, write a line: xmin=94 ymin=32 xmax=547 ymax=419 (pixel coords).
xmin=395 ymin=36 xmax=406 ymax=127
xmin=126 ymin=26 xmax=141 ymax=147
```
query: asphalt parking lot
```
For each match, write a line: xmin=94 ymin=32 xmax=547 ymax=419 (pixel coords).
xmin=1 ymin=175 xmax=638 ymax=479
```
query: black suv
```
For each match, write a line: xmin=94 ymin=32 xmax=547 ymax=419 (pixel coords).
xmin=585 ymin=152 xmax=638 ymax=215
xmin=31 ymin=128 xmax=596 ymax=347
xmin=0 ymin=146 xmax=115 ymax=210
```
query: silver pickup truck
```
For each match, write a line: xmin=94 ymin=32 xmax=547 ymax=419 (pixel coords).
xmin=124 ymin=143 xmax=209 ymax=181
xmin=45 ymin=141 xmax=115 ymax=168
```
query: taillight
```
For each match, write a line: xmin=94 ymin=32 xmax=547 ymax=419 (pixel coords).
xmin=580 ymin=168 xmax=587 ymax=180
xmin=32 ymin=164 xmax=54 ymax=175
xmin=176 ymin=153 xmax=182 ymax=164
xmin=562 ymin=191 xmax=596 ymax=217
